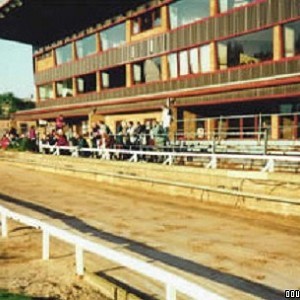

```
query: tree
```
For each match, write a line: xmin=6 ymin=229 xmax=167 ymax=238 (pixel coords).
xmin=0 ymin=92 xmax=35 ymax=117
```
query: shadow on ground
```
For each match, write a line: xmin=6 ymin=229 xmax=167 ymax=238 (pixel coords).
xmin=0 ymin=192 xmax=285 ymax=300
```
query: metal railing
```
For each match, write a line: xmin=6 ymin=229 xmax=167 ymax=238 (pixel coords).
xmin=38 ymin=144 xmax=300 ymax=173
xmin=0 ymin=205 xmax=226 ymax=300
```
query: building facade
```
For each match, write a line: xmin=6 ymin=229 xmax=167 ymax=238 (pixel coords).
xmin=5 ymin=0 xmax=300 ymax=140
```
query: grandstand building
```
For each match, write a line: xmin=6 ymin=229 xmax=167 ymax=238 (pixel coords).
xmin=1 ymin=0 xmax=300 ymax=140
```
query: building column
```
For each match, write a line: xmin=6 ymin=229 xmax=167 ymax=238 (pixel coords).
xmin=205 ymin=118 xmax=216 ymax=140
xmin=161 ymin=5 xmax=170 ymax=31
xmin=161 ymin=55 xmax=169 ymax=81
xmin=52 ymin=82 xmax=57 ymax=100
xmin=96 ymin=71 xmax=102 ymax=93
xmin=210 ymin=0 xmax=219 ymax=16
xmin=126 ymin=19 xmax=132 ymax=43
xmin=169 ymin=107 xmax=177 ymax=142
xmin=35 ymin=86 xmax=40 ymax=103
xmin=126 ymin=64 xmax=133 ymax=87
xmin=271 ymin=114 xmax=280 ymax=140
xmin=72 ymin=78 xmax=77 ymax=97
xmin=183 ymin=110 xmax=197 ymax=140
xmin=96 ymin=33 xmax=101 ymax=52
xmin=273 ymin=25 xmax=283 ymax=61
xmin=72 ymin=42 xmax=77 ymax=60
xmin=210 ymin=42 xmax=218 ymax=72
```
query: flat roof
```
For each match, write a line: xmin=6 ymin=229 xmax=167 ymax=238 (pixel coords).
xmin=0 ymin=0 xmax=149 ymax=47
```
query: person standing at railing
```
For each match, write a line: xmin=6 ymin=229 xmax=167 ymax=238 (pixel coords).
xmin=55 ymin=114 xmax=65 ymax=131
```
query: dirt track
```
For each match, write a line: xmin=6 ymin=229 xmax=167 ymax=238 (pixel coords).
xmin=0 ymin=160 xmax=300 ymax=299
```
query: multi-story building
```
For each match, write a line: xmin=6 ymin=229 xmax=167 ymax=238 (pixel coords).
xmin=1 ymin=0 xmax=300 ymax=140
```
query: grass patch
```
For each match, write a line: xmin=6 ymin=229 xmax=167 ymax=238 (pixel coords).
xmin=0 ymin=290 xmax=32 ymax=299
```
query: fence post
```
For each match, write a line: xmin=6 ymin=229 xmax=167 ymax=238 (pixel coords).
xmin=75 ymin=245 xmax=84 ymax=276
xmin=166 ymin=284 xmax=176 ymax=300
xmin=1 ymin=210 xmax=7 ymax=238
xmin=42 ymin=229 xmax=50 ymax=260
xmin=263 ymin=129 xmax=268 ymax=155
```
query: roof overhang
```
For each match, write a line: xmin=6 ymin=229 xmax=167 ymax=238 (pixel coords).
xmin=0 ymin=0 xmax=149 ymax=47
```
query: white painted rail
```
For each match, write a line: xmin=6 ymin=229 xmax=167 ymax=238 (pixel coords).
xmin=0 ymin=205 xmax=226 ymax=300
xmin=39 ymin=144 xmax=300 ymax=172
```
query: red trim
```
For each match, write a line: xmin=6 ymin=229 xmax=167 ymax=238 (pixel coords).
xmin=17 ymin=75 xmax=300 ymax=117
xmin=35 ymin=14 xmax=300 ymax=85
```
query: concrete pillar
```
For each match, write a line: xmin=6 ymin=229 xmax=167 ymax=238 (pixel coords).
xmin=210 ymin=0 xmax=219 ymax=16
xmin=72 ymin=78 xmax=77 ymax=97
xmin=161 ymin=55 xmax=169 ymax=81
xmin=161 ymin=5 xmax=170 ymax=30
xmin=273 ymin=25 xmax=283 ymax=61
xmin=126 ymin=19 xmax=132 ymax=43
xmin=271 ymin=114 xmax=280 ymax=140
xmin=52 ymin=82 xmax=57 ymax=100
xmin=205 ymin=118 xmax=216 ymax=140
xmin=96 ymin=33 xmax=101 ymax=52
xmin=210 ymin=42 xmax=218 ymax=72
xmin=72 ymin=42 xmax=77 ymax=60
xmin=35 ymin=86 xmax=40 ymax=103
xmin=169 ymin=107 xmax=177 ymax=142
xmin=183 ymin=110 xmax=197 ymax=140
xmin=126 ymin=64 xmax=133 ymax=87
xmin=96 ymin=71 xmax=102 ymax=93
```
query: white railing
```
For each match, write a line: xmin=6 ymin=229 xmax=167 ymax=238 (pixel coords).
xmin=39 ymin=144 xmax=300 ymax=173
xmin=0 ymin=205 xmax=226 ymax=300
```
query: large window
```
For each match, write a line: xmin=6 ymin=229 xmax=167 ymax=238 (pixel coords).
xmin=217 ymin=29 xmax=273 ymax=69
xmin=132 ymin=8 xmax=161 ymax=34
xmin=168 ymin=44 xmax=211 ymax=78
xmin=284 ymin=20 xmax=300 ymax=58
xmin=101 ymin=66 xmax=126 ymax=89
xmin=56 ymin=44 xmax=72 ymax=65
xmin=100 ymin=23 xmax=126 ymax=51
xmin=218 ymin=0 xmax=256 ymax=13
xmin=169 ymin=0 xmax=210 ymax=29
xmin=133 ymin=57 xmax=162 ymax=84
xmin=39 ymin=84 xmax=53 ymax=100
xmin=77 ymin=73 xmax=97 ymax=94
xmin=56 ymin=79 xmax=73 ymax=98
xmin=76 ymin=34 xmax=96 ymax=58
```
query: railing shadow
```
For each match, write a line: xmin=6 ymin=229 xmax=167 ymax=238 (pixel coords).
xmin=0 ymin=192 xmax=284 ymax=300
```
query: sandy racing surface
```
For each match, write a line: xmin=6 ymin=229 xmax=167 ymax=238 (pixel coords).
xmin=0 ymin=160 xmax=300 ymax=299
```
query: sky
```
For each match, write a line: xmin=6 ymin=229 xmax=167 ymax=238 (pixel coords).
xmin=0 ymin=38 xmax=34 ymax=99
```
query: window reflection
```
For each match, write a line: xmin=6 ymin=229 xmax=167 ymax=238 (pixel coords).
xmin=284 ymin=20 xmax=300 ymax=58
xmin=133 ymin=57 xmax=162 ymax=84
xmin=76 ymin=34 xmax=96 ymax=58
xmin=100 ymin=23 xmax=126 ymax=51
xmin=218 ymin=29 xmax=273 ymax=69
xmin=56 ymin=79 xmax=73 ymax=98
xmin=39 ymin=84 xmax=53 ymax=100
xmin=132 ymin=8 xmax=161 ymax=34
xmin=56 ymin=44 xmax=72 ymax=65
xmin=169 ymin=0 xmax=210 ymax=29
xmin=101 ymin=66 xmax=126 ymax=89
xmin=77 ymin=73 xmax=97 ymax=94
xmin=218 ymin=0 xmax=256 ymax=13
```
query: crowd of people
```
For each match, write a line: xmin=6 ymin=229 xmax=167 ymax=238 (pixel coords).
xmin=0 ymin=107 xmax=173 ymax=157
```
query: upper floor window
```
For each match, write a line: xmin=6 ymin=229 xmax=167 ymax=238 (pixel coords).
xmin=36 ymin=51 xmax=52 ymax=61
xmin=168 ymin=44 xmax=211 ymax=78
xmin=169 ymin=0 xmax=210 ymax=29
xmin=284 ymin=20 xmax=300 ymax=58
xmin=39 ymin=84 xmax=53 ymax=100
xmin=133 ymin=57 xmax=162 ymax=84
xmin=77 ymin=73 xmax=97 ymax=94
xmin=217 ymin=28 xmax=273 ymax=69
xmin=101 ymin=66 xmax=126 ymax=89
xmin=218 ymin=0 xmax=256 ymax=13
xmin=56 ymin=79 xmax=73 ymax=98
xmin=100 ymin=23 xmax=126 ymax=51
xmin=76 ymin=34 xmax=96 ymax=58
xmin=56 ymin=44 xmax=72 ymax=65
xmin=132 ymin=8 xmax=161 ymax=34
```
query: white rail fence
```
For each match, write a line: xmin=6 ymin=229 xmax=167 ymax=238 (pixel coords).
xmin=39 ymin=144 xmax=300 ymax=173
xmin=0 ymin=205 xmax=226 ymax=300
